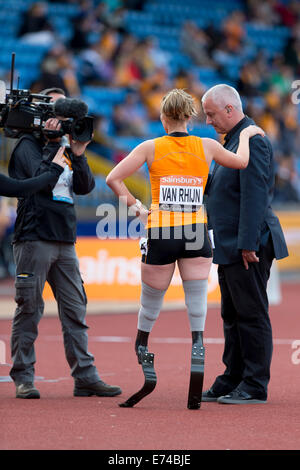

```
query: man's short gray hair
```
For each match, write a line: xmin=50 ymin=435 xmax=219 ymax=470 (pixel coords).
xmin=201 ymin=84 xmax=243 ymax=111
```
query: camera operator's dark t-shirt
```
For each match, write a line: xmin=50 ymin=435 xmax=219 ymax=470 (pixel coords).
xmin=8 ymin=134 xmax=95 ymax=243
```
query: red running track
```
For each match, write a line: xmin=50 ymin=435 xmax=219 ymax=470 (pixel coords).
xmin=0 ymin=282 xmax=300 ymax=451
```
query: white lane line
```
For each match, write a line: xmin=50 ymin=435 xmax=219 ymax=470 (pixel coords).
xmin=0 ymin=335 xmax=297 ymax=345
xmin=42 ymin=336 xmax=300 ymax=346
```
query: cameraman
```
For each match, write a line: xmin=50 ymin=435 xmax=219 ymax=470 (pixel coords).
xmin=8 ymin=87 xmax=122 ymax=399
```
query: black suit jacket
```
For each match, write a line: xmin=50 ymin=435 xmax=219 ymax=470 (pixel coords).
xmin=206 ymin=116 xmax=289 ymax=265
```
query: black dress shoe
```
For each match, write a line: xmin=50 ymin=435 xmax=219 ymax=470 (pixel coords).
xmin=217 ymin=388 xmax=267 ymax=404
xmin=74 ymin=380 xmax=122 ymax=397
xmin=202 ymin=388 xmax=222 ymax=402
xmin=16 ymin=383 xmax=40 ymax=399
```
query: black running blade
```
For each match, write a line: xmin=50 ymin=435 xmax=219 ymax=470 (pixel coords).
xmin=119 ymin=351 xmax=157 ymax=408
xmin=187 ymin=344 xmax=205 ymax=410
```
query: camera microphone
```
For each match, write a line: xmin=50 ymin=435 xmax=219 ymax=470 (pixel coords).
xmin=51 ymin=98 xmax=93 ymax=142
xmin=54 ymin=98 xmax=88 ymax=119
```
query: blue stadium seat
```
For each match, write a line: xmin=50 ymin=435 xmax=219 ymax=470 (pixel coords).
xmin=168 ymin=53 xmax=193 ymax=76
xmin=80 ymin=96 xmax=114 ymax=117
xmin=124 ymin=10 xmax=155 ymax=26
xmin=46 ymin=2 xmax=80 ymax=16
xmin=82 ymin=86 xmax=127 ymax=104
xmin=245 ymin=22 xmax=290 ymax=56
xmin=190 ymin=124 xmax=218 ymax=139
xmin=147 ymin=121 xmax=164 ymax=137
xmin=115 ymin=136 xmax=145 ymax=151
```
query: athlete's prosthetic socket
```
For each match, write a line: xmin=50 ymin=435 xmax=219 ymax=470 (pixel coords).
xmin=137 ymin=282 xmax=167 ymax=332
xmin=183 ymin=279 xmax=208 ymax=331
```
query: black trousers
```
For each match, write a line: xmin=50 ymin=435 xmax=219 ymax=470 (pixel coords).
xmin=211 ymin=236 xmax=275 ymax=400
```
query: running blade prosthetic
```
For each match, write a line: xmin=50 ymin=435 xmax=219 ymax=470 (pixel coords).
xmin=119 ymin=346 xmax=157 ymax=407
xmin=187 ymin=342 xmax=205 ymax=409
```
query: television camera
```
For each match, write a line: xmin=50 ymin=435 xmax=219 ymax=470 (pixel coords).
xmin=0 ymin=53 xmax=93 ymax=142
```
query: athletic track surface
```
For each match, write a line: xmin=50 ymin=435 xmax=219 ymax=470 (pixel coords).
xmin=0 ymin=282 xmax=299 ymax=453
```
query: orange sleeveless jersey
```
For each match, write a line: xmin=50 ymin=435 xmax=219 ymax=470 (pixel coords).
xmin=147 ymin=135 xmax=209 ymax=229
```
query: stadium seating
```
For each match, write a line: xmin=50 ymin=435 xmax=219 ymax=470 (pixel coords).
xmin=0 ymin=0 xmax=298 ymax=207
xmin=0 ymin=0 xmax=293 ymax=131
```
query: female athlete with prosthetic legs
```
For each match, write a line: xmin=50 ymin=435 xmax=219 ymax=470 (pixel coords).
xmin=106 ymin=89 xmax=264 ymax=409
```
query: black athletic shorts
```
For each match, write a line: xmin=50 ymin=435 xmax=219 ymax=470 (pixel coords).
xmin=141 ymin=223 xmax=213 ymax=265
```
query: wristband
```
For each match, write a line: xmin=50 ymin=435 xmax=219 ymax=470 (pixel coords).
xmin=129 ymin=199 xmax=142 ymax=214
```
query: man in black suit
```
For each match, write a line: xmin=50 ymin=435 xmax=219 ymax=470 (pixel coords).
xmin=201 ymin=84 xmax=288 ymax=404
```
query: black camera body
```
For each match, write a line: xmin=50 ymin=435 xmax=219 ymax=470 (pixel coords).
xmin=0 ymin=53 xmax=93 ymax=142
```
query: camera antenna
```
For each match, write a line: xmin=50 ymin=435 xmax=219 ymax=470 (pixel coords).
xmin=10 ymin=52 xmax=16 ymax=92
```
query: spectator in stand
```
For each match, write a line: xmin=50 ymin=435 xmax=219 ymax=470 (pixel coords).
xmin=113 ymin=35 xmax=145 ymax=89
xmin=237 ymin=62 xmax=265 ymax=98
xmin=123 ymin=0 xmax=144 ymax=10
xmin=284 ymin=35 xmax=300 ymax=74
xmin=91 ymin=115 xmax=126 ymax=162
xmin=98 ymin=28 xmax=120 ymax=63
xmin=18 ymin=2 xmax=54 ymax=38
xmin=222 ymin=10 xmax=246 ymax=53
xmin=274 ymin=157 xmax=300 ymax=203
xmin=17 ymin=2 xmax=55 ymax=45
xmin=30 ymin=54 xmax=68 ymax=95
xmin=174 ymin=69 xmax=205 ymax=102
xmin=131 ymin=39 xmax=158 ymax=80
xmin=253 ymin=101 xmax=280 ymax=148
xmin=181 ymin=22 xmax=215 ymax=67
xmin=55 ymin=49 xmax=81 ymax=97
xmin=69 ymin=0 xmax=104 ymax=52
xmin=77 ymin=38 xmax=115 ymax=86
xmin=245 ymin=0 xmax=280 ymax=25
xmin=269 ymin=60 xmax=294 ymax=97
xmin=204 ymin=22 xmax=223 ymax=53
xmin=30 ymin=45 xmax=80 ymax=96
xmin=140 ymin=67 xmax=171 ymax=120
xmin=145 ymin=37 xmax=169 ymax=70
xmin=69 ymin=14 xmax=92 ymax=52
xmin=111 ymin=92 xmax=147 ymax=137
xmin=95 ymin=2 xmax=126 ymax=33
xmin=278 ymin=99 xmax=299 ymax=156
xmin=274 ymin=0 xmax=300 ymax=27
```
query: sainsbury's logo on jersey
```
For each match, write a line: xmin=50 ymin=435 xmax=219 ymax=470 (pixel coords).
xmin=160 ymin=175 xmax=203 ymax=186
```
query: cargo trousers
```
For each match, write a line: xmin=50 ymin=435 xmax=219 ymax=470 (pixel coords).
xmin=10 ymin=240 xmax=100 ymax=386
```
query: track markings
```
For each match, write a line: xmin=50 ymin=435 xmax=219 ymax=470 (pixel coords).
xmin=39 ymin=335 xmax=300 ymax=345
xmin=0 ymin=340 xmax=6 ymax=364
xmin=0 ymin=335 xmax=297 ymax=346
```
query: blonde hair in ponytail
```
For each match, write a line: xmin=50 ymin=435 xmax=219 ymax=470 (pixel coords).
xmin=160 ymin=89 xmax=198 ymax=121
